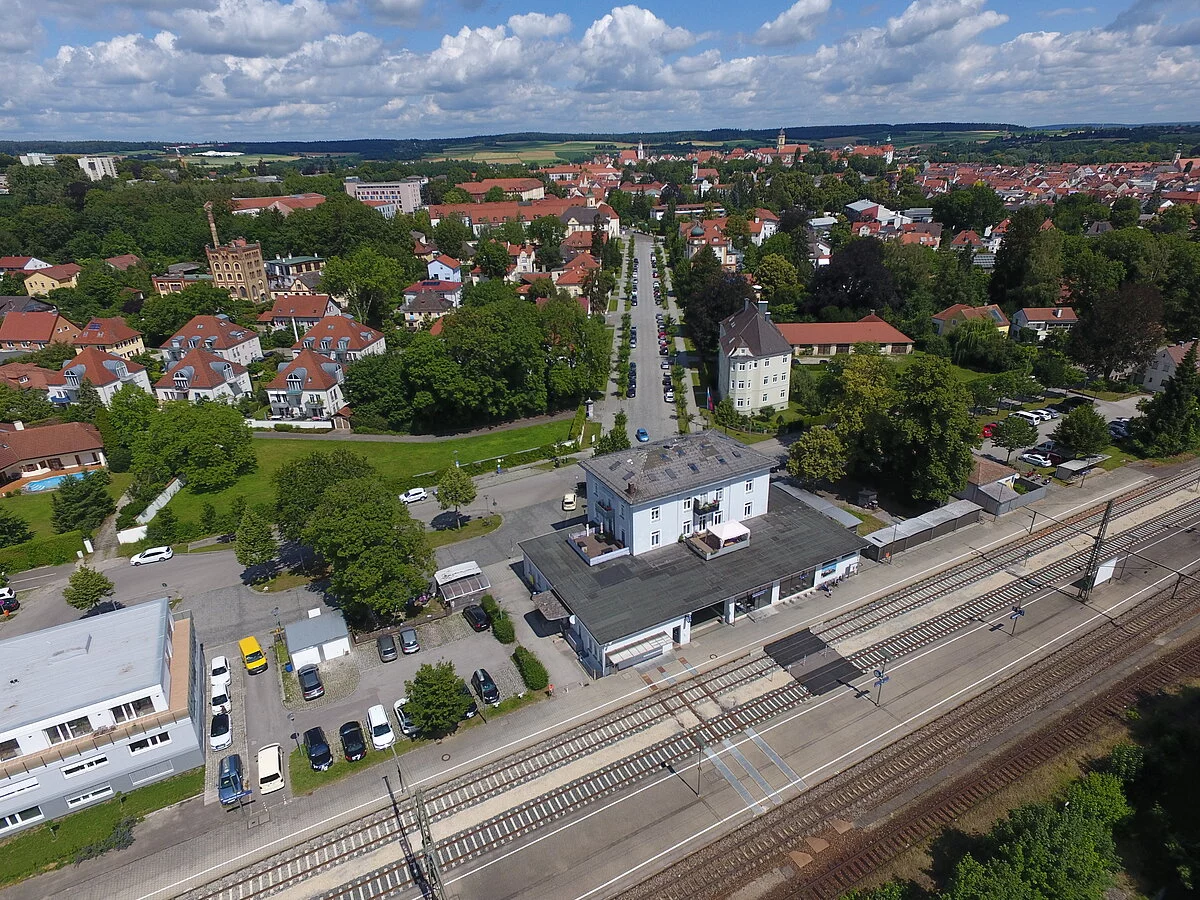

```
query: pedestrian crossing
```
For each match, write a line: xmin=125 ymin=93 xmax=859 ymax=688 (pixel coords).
xmin=703 ymin=728 xmax=802 ymax=813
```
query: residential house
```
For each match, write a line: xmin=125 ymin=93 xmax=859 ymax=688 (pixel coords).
xmin=1143 ymin=341 xmax=1200 ymax=392
xmin=0 ymin=421 xmax=106 ymax=485
xmin=0 ymin=363 xmax=56 ymax=393
xmin=161 ymin=316 xmax=262 ymax=367
xmin=229 ymin=194 xmax=325 ymax=217
xmin=460 ymin=178 xmax=545 ymax=202
xmin=104 ymin=254 xmax=141 ymax=272
xmin=931 ymin=303 xmax=1010 ymax=336
xmin=0 ymin=312 xmax=81 ymax=352
xmin=506 ymin=243 xmax=537 ymax=276
xmin=747 ymin=209 xmax=779 ymax=246
xmin=153 ymin=348 xmax=251 ymax=404
xmin=717 ymin=300 xmax=792 ymax=414
xmin=520 ymin=431 xmax=866 ymax=675
xmin=151 ymin=273 xmax=212 ymax=295
xmin=401 ymin=280 xmax=462 ymax=314
xmin=399 ymin=294 xmax=454 ymax=331
xmin=0 ymin=297 xmax=53 ymax=318
xmin=1010 ymin=307 xmax=1078 ymax=342
xmin=256 ymin=295 xmax=339 ymax=336
xmin=560 ymin=205 xmax=620 ymax=240
xmin=46 ymin=349 xmax=152 ymax=407
xmin=24 ymin=264 xmax=81 ymax=296
xmin=361 ymin=198 xmax=399 ymax=219
xmin=949 ymin=230 xmax=985 ymax=250
xmin=0 ymin=599 xmax=203 ymax=837
xmin=427 ymin=254 xmax=462 ymax=283
xmin=0 ymin=257 xmax=51 ymax=275
xmin=343 ymin=177 xmax=424 ymax=214
xmin=265 ymin=349 xmax=346 ymax=420
xmin=71 ymin=317 xmax=145 ymax=360
xmin=265 ymin=255 xmax=324 ymax=281
xmin=682 ymin=221 xmax=738 ymax=270
xmin=776 ymin=315 xmax=914 ymax=362
xmin=293 ymin=316 xmax=386 ymax=363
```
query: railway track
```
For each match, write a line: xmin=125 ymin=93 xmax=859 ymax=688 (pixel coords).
xmin=816 ymin=463 xmax=1200 ymax=646
xmin=625 ymin=556 xmax=1200 ymax=900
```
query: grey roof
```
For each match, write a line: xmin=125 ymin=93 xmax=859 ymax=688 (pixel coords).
xmin=166 ymin=262 xmax=204 ymax=275
xmin=0 ymin=598 xmax=171 ymax=733
xmin=775 ymin=483 xmax=863 ymax=529
xmin=0 ymin=297 xmax=54 ymax=317
xmin=579 ymin=430 xmax=774 ymax=507
xmin=521 ymin=486 xmax=868 ymax=645
xmin=285 ymin=610 xmax=349 ymax=652
xmin=719 ymin=301 xmax=792 ymax=358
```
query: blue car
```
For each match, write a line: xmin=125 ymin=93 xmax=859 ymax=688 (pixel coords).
xmin=636 ymin=428 xmax=650 ymax=442
xmin=217 ymin=754 xmax=252 ymax=805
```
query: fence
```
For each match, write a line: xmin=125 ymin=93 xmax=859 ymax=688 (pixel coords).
xmin=135 ymin=478 xmax=184 ymax=525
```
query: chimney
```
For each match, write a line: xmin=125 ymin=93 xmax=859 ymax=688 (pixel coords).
xmin=13 ymin=420 xmax=23 ymax=430
xmin=757 ymin=298 xmax=769 ymax=318
xmin=203 ymin=201 xmax=220 ymax=248
xmin=1053 ymin=308 xmax=1062 ymax=318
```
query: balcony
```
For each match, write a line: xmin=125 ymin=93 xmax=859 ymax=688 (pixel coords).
xmin=692 ymin=497 xmax=721 ymax=515
xmin=685 ymin=521 xmax=750 ymax=561
xmin=567 ymin=527 xmax=629 ymax=567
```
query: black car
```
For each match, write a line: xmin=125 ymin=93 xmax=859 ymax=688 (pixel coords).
xmin=339 ymin=721 xmax=367 ymax=761
xmin=463 ymin=604 xmax=490 ymax=632
xmin=0 ymin=595 xmax=19 ymax=613
xmin=304 ymin=727 xmax=333 ymax=771
xmin=459 ymin=682 xmax=479 ymax=719
xmin=472 ymin=668 xmax=500 ymax=706
xmin=377 ymin=633 xmax=398 ymax=662
xmin=297 ymin=664 xmax=325 ymax=701
xmin=628 ymin=384 xmax=637 ymax=397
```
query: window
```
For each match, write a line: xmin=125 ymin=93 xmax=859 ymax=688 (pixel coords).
xmin=738 ymin=363 xmax=746 ymax=372
xmin=0 ymin=738 xmax=20 ymax=761
xmin=683 ymin=522 xmax=692 ymax=535
xmin=683 ymin=498 xmax=692 ymax=510
xmin=111 ymin=696 xmax=155 ymax=724
xmin=650 ymin=507 xmax=660 ymax=521
xmin=763 ymin=377 xmax=769 ymax=386
xmin=45 ymin=716 xmax=93 ymax=745
xmin=736 ymin=398 xmax=745 ymax=408
xmin=66 ymin=785 xmax=113 ymax=809
xmin=763 ymin=357 xmax=770 ymax=367
xmin=62 ymin=755 xmax=108 ymax=778
xmin=713 ymin=512 xmax=723 ymax=524
xmin=651 ymin=531 xmax=660 ymax=547
xmin=744 ymin=502 xmax=753 ymax=517
xmin=780 ymin=390 xmax=786 ymax=399
xmin=129 ymin=731 xmax=172 ymax=754
xmin=0 ymin=778 xmax=37 ymax=801
xmin=0 ymin=807 xmax=42 ymax=834
xmin=762 ymin=393 xmax=768 ymax=402
xmin=745 ymin=480 xmax=753 ymax=492
xmin=715 ymin=489 xmax=723 ymax=502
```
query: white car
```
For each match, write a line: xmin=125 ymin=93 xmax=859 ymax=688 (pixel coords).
xmin=130 ymin=546 xmax=173 ymax=566
xmin=399 ymin=487 xmax=428 ymax=504
xmin=366 ymin=703 xmax=395 ymax=750
xmin=664 ymin=390 xmax=675 ymax=402
xmin=1020 ymin=452 xmax=1053 ymax=467
xmin=393 ymin=698 xmax=419 ymax=737
xmin=210 ymin=656 xmax=231 ymax=690
xmin=209 ymin=713 xmax=232 ymax=751
xmin=211 ymin=682 xmax=231 ymax=715
xmin=257 ymin=744 xmax=286 ymax=795
xmin=562 ymin=492 xmax=577 ymax=512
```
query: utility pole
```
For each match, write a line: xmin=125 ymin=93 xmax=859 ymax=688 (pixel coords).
xmin=1079 ymin=499 xmax=1114 ymax=603
xmin=414 ymin=789 xmax=445 ymax=900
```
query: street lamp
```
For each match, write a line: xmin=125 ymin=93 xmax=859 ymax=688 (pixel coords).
xmin=272 ymin=606 xmax=281 ymax=633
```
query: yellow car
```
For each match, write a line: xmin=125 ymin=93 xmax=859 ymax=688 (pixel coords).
xmin=239 ymin=636 xmax=268 ymax=675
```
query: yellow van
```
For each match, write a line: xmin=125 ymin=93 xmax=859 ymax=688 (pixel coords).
xmin=239 ymin=636 xmax=268 ymax=675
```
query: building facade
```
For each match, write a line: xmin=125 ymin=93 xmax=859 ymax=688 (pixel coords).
xmin=717 ymin=300 xmax=792 ymax=414
xmin=343 ymin=177 xmax=424 ymax=214
xmin=72 ymin=317 xmax=145 ymax=360
xmin=76 ymin=157 xmax=119 ymax=181
xmin=0 ymin=600 xmax=203 ymax=837
xmin=206 ymin=238 xmax=268 ymax=301
xmin=293 ymin=316 xmax=386 ymax=363
xmin=0 ymin=422 xmax=106 ymax=484
xmin=161 ymin=316 xmax=263 ymax=367
xmin=265 ymin=349 xmax=346 ymax=419
xmin=46 ymin=349 xmax=152 ymax=407
xmin=0 ymin=312 xmax=82 ymax=352
xmin=24 ymin=264 xmax=81 ymax=296
xmin=153 ymin=348 xmax=252 ymax=404
xmin=776 ymin=315 xmax=914 ymax=362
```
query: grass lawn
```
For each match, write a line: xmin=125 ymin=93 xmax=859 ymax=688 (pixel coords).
xmin=0 ymin=472 xmax=134 ymax=541
xmin=0 ymin=768 xmax=203 ymax=887
xmin=427 ymin=514 xmax=502 ymax=549
xmin=838 ymin=507 xmax=886 ymax=537
xmin=892 ymin=350 xmax=991 ymax=383
xmin=164 ymin=422 xmax=573 ymax=528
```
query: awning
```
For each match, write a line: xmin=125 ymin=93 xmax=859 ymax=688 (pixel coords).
xmin=437 ymin=570 xmax=491 ymax=603
xmin=606 ymin=632 xmax=672 ymax=668
xmin=709 ymin=520 xmax=750 ymax=543
xmin=532 ymin=591 xmax=570 ymax=621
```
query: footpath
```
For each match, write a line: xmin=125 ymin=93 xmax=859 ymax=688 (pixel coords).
xmin=2 ymin=460 xmax=1167 ymax=900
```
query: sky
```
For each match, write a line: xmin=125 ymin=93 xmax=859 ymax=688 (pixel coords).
xmin=1 ymin=0 xmax=1199 ymax=141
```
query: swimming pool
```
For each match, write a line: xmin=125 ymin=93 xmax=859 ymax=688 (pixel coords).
xmin=22 ymin=473 xmax=79 ymax=492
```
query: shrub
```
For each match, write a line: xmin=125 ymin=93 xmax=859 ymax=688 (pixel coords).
xmin=492 ymin=614 xmax=516 ymax=644
xmin=0 ymin=531 xmax=84 ymax=573
xmin=512 ymin=645 xmax=549 ymax=691
xmin=72 ymin=816 xmax=136 ymax=865
xmin=274 ymin=423 xmax=294 ymax=432
xmin=480 ymin=594 xmax=499 ymax=617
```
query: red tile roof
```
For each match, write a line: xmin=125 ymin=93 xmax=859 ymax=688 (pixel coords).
xmin=0 ymin=363 xmax=56 ymax=391
xmin=266 ymin=349 xmax=342 ymax=392
xmin=258 ymin=295 xmax=334 ymax=322
xmin=46 ymin=347 xmax=145 ymax=388
xmin=1017 ymin=307 xmax=1078 ymax=324
xmin=73 ymin=317 xmax=142 ymax=347
xmin=0 ymin=312 xmax=79 ymax=344
xmin=155 ymin=347 xmax=247 ymax=391
xmin=230 ymin=193 xmax=326 ymax=214
xmin=293 ymin=316 xmax=384 ymax=353
xmin=429 ymin=254 xmax=461 ymax=270
xmin=104 ymin=254 xmax=142 ymax=271
xmin=26 ymin=263 xmax=80 ymax=283
xmin=0 ymin=256 xmax=34 ymax=271
xmin=775 ymin=315 xmax=914 ymax=347
xmin=0 ymin=422 xmax=104 ymax=470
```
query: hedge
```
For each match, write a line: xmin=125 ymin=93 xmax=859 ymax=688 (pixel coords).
xmin=0 ymin=531 xmax=84 ymax=573
xmin=512 ymin=645 xmax=549 ymax=691
xmin=480 ymin=594 xmax=516 ymax=644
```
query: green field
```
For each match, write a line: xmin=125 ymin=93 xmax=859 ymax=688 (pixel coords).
xmin=0 ymin=472 xmax=134 ymax=540
xmin=162 ymin=421 xmax=574 ymax=527
xmin=426 ymin=140 xmax=633 ymax=164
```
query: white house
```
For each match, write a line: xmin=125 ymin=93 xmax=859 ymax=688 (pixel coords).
xmin=293 ymin=316 xmax=386 ymax=363
xmin=265 ymin=349 xmax=345 ymax=420
xmin=1143 ymin=341 xmax=1200 ymax=392
xmin=717 ymin=300 xmax=793 ymax=414
xmin=152 ymin=348 xmax=252 ymax=404
xmin=1010 ymin=307 xmax=1078 ymax=342
xmin=284 ymin=609 xmax=351 ymax=668
xmin=426 ymin=254 xmax=462 ymax=283
xmin=161 ymin=315 xmax=262 ymax=367
xmin=46 ymin=348 xmax=152 ymax=407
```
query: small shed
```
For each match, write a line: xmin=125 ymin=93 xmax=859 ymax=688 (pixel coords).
xmin=285 ymin=609 xmax=351 ymax=669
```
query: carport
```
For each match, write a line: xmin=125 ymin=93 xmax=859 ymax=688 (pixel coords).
xmin=434 ymin=561 xmax=491 ymax=608
xmin=285 ymin=609 xmax=351 ymax=668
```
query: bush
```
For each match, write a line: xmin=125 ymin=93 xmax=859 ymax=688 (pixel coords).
xmin=512 ymin=645 xmax=549 ymax=691
xmin=0 ymin=531 xmax=84 ymax=573
xmin=480 ymin=594 xmax=499 ymax=617
xmin=492 ymin=614 xmax=516 ymax=644
xmin=274 ymin=423 xmax=294 ymax=432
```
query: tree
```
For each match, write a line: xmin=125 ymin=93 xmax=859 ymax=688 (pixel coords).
xmin=137 ymin=282 xmax=241 ymax=343
xmin=1130 ymin=342 xmax=1200 ymax=457
xmin=145 ymin=506 xmax=178 ymax=544
xmin=1070 ymin=282 xmax=1165 ymax=382
xmin=473 ymin=239 xmax=510 ymax=279
xmin=320 ymin=247 xmax=413 ymax=326
xmin=68 ymin=379 xmax=103 ymax=423
xmin=1052 ymin=406 xmax=1110 ymax=456
xmin=235 ymin=505 xmax=277 ymax=577
xmin=433 ymin=215 xmax=472 ymax=259
xmin=0 ymin=507 xmax=33 ymax=549
xmin=755 ymin=254 xmax=799 ymax=300
xmin=1109 ymin=197 xmax=1142 ymax=230
xmin=463 ymin=278 xmax=518 ymax=307
xmin=404 ymin=661 xmax=472 ymax=737
xmin=786 ymin=428 xmax=847 ymax=486
xmin=807 ymin=238 xmax=899 ymax=319
xmin=437 ymin=465 xmax=477 ymax=528
xmin=992 ymin=415 xmax=1039 ymax=461
xmin=51 ymin=470 xmax=115 ymax=533
xmin=303 ymin=476 xmax=433 ymax=618
xmin=483 ymin=186 xmax=505 ymax=203
xmin=683 ymin=272 xmax=755 ymax=357
xmin=595 ymin=410 xmax=631 ymax=454
xmin=133 ymin=402 xmax=255 ymax=493
xmin=932 ymin=183 xmax=1006 ymax=234
xmin=63 ymin=565 xmax=114 ymax=611
xmin=272 ymin=449 xmax=378 ymax=540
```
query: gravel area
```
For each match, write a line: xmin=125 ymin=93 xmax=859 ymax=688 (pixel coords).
xmin=280 ymin=654 xmax=361 ymax=712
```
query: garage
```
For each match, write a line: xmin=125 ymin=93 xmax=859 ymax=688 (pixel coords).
xmin=284 ymin=609 xmax=351 ymax=669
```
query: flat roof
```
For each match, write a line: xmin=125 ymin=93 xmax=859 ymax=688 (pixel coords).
xmin=284 ymin=610 xmax=349 ymax=651
xmin=522 ymin=486 xmax=868 ymax=645
xmin=0 ymin=598 xmax=170 ymax=734
xmin=579 ymin=430 xmax=774 ymax=507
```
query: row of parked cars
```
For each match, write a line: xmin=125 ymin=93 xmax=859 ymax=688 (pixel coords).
xmin=216 ymin=743 xmax=285 ymax=805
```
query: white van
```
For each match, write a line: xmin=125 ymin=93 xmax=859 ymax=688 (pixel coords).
xmin=366 ymin=704 xmax=395 ymax=750
xmin=257 ymin=743 xmax=285 ymax=795
xmin=1011 ymin=411 xmax=1041 ymax=426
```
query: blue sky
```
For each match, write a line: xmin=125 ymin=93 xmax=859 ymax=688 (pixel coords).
xmin=1 ymin=0 xmax=1198 ymax=140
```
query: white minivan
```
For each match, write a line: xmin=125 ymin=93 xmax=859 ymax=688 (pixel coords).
xmin=1011 ymin=410 xmax=1042 ymax=426
xmin=366 ymin=704 xmax=395 ymax=750
xmin=257 ymin=743 xmax=286 ymax=795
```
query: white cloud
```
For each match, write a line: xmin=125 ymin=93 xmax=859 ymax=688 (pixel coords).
xmin=577 ymin=6 xmax=697 ymax=90
xmin=752 ymin=0 xmax=831 ymax=46
xmin=885 ymin=0 xmax=1006 ymax=48
xmin=507 ymin=12 xmax=571 ymax=41
xmin=157 ymin=0 xmax=338 ymax=57
xmin=363 ymin=0 xmax=423 ymax=25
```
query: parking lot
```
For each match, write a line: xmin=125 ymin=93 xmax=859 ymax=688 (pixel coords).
xmin=978 ymin=391 xmax=1145 ymax=467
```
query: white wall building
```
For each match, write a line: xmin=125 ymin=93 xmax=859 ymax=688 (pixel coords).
xmin=717 ymin=300 xmax=793 ymax=414
xmin=77 ymin=157 xmax=119 ymax=181
xmin=343 ymin=177 xmax=424 ymax=214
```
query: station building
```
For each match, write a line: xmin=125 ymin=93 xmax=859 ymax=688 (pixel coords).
xmin=521 ymin=431 xmax=867 ymax=675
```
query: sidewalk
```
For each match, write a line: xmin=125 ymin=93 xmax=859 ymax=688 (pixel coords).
xmin=251 ymin=410 xmax=574 ymax=443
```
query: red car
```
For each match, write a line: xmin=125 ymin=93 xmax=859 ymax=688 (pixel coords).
xmin=982 ymin=422 xmax=998 ymax=439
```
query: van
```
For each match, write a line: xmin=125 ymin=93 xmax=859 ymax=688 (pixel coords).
xmin=472 ymin=668 xmax=500 ymax=707
xmin=256 ymin=743 xmax=285 ymax=795
xmin=1011 ymin=411 xmax=1041 ymax=426
xmin=239 ymin=636 xmax=268 ymax=675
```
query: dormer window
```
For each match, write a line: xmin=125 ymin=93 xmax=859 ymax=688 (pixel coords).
xmin=286 ymin=374 xmax=304 ymax=392
xmin=303 ymin=339 xmax=314 ymax=349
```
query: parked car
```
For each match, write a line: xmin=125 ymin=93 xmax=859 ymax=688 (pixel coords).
xmin=130 ymin=546 xmax=173 ymax=566
xmin=399 ymin=487 xmax=428 ymax=504
xmin=377 ymin=633 xmax=398 ymax=663
xmin=210 ymin=682 xmax=231 ymax=715
xmin=366 ymin=704 xmax=395 ymax=750
xmin=393 ymin=698 xmax=419 ymax=737
xmin=1020 ymin=452 xmax=1054 ymax=468
xmin=472 ymin=668 xmax=501 ymax=707
xmin=0 ymin=593 xmax=18 ymax=613
xmin=399 ymin=627 xmax=420 ymax=654
xmin=463 ymin=604 xmax=490 ymax=632
xmin=297 ymin=664 xmax=325 ymax=701
xmin=459 ymin=682 xmax=479 ymax=719
xmin=339 ymin=721 xmax=367 ymax=761
xmin=217 ymin=754 xmax=252 ymax=806
xmin=562 ymin=492 xmax=577 ymax=512
xmin=304 ymin=727 xmax=333 ymax=771
xmin=1036 ymin=408 xmax=1060 ymax=419
xmin=209 ymin=655 xmax=231 ymax=690
xmin=636 ymin=427 xmax=650 ymax=442
xmin=661 ymin=361 xmax=670 ymax=370
xmin=627 ymin=384 xmax=637 ymax=397
xmin=981 ymin=423 xmax=997 ymax=439
xmin=209 ymin=713 xmax=232 ymax=751
xmin=256 ymin=743 xmax=285 ymax=795
xmin=239 ymin=636 xmax=268 ymax=675
xmin=664 ymin=390 xmax=675 ymax=402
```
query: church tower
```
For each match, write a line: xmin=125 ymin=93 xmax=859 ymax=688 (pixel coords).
xmin=637 ymin=138 xmax=645 ymax=161
xmin=777 ymin=128 xmax=786 ymax=152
